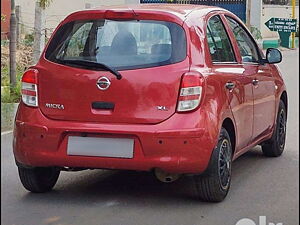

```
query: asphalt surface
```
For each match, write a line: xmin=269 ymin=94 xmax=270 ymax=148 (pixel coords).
xmin=1 ymin=49 xmax=299 ymax=225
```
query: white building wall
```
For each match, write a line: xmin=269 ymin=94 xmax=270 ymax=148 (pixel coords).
xmin=15 ymin=0 xmax=139 ymax=35
xmin=15 ymin=0 xmax=299 ymax=40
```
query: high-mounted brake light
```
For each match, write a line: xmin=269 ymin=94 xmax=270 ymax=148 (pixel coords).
xmin=104 ymin=10 xmax=139 ymax=20
xmin=177 ymin=72 xmax=204 ymax=112
xmin=21 ymin=69 xmax=38 ymax=107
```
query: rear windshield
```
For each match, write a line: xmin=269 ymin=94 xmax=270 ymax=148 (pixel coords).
xmin=45 ymin=19 xmax=187 ymax=70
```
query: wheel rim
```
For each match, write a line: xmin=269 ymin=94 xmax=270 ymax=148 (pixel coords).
xmin=218 ymin=139 xmax=231 ymax=190
xmin=277 ymin=109 xmax=286 ymax=150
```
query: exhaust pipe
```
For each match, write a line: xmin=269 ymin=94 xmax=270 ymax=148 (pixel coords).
xmin=154 ymin=168 xmax=181 ymax=183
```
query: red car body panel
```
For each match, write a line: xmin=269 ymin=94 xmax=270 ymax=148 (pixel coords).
xmin=37 ymin=59 xmax=190 ymax=124
xmin=13 ymin=4 xmax=287 ymax=174
xmin=13 ymin=103 xmax=216 ymax=173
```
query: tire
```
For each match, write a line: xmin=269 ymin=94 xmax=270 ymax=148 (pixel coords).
xmin=194 ymin=128 xmax=232 ymax=202
xmin=261 ymin=100 xmax=287 ymax=157
xmin=18 ymin=166 xmax=60 ymax=193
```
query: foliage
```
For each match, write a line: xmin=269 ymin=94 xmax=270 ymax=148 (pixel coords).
xmin=1 ymin=39 xmax=33 ymax=103
xmin=1 ymin=14 xmax=6 ymax=22
xmin=1 ymin=63 xmax=24 ymax=103
xmin=1 ymin=39 xmax=9 ymax=46
xmin=23 ymin=33 xmax=34 ymax=46
xmin=1 ymin=40 xmax=33 ymax=71
xmin=1 ymin=73 xmax=22 ymax=103
xmin=1 ymin=65 xmax=9 ymax=86
xmin=1 ymin=64 xmax=25 ymax=86
xmin=250 ymin=26 xmax=263 ymax=40
xmin=39 ymin=0 xmax=53 ymax=9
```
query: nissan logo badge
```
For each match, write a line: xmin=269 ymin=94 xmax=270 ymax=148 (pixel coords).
xmin=96 ymin=77 xmax=111 ymax=90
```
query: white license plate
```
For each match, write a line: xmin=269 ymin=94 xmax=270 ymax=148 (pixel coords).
xmin=67 ymin=136 xmax=134 ymax=158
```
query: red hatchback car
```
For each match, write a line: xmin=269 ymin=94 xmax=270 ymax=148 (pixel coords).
xmin=13 ymin=4 xmax=287 ymax=202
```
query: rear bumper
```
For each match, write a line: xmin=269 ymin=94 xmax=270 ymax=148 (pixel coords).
xmin=13 ymin=103 xmax=216 ymax=174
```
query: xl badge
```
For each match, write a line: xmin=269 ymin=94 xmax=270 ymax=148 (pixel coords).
xmin=157 ymin=106 xmax=169 ymax=111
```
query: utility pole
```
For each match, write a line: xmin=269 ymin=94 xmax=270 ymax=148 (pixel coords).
xmin=246 ymin=0 xmax=251 ymax=28
xmin=291 ymin=0 xmax=296 ymax=49
xmin=33 ymin=1 xmax=45 ymax=64
xmin=9 ymin=0 xmax=17 ymax=88
xmin=15 ymin=5 xmax=20 ymax=47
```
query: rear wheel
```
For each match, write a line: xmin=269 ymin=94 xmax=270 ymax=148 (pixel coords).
xmin=262 ymin=100 xmax=287 ymax=157
xmin=194 ymin=128 xmax=232 ymax=202
xmin=18 ymin=166 xmax=60 ymax=193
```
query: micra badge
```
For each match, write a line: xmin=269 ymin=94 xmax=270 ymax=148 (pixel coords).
xmin=45 ymin=103 xmax=65 ymax=110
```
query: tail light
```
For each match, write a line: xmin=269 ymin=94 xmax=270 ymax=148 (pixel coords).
xmin=21 ymin=69 xmax=38 ymax=107
xmin=177 ymin=72 xmax=204 ymax=112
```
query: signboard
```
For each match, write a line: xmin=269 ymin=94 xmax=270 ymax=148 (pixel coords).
xmin=265 ymin=18 xmax=297 ymax=33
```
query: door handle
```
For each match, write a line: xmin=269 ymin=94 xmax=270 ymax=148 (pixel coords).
xmin=252 ymin=79 xmax=259 ymax=86
xmin=225 ymin=82 xmax=235 ymax=90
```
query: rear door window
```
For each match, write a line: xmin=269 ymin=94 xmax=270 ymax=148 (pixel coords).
xmin=206 ymin=15 xmax=236 ymax=63
xmin=45 ymin=20 xmax=187 ymax=70
xmin=225 ymin=16 xmax=259 ymax=63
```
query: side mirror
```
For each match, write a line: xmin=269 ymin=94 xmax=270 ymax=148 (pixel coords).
xmin=266 ymin=48 xmax=282 ymax=64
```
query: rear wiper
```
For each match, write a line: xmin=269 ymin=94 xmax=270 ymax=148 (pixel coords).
xmin=57 ymin=59 xmax=122 ymax=80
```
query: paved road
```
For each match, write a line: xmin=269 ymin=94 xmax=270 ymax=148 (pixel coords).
xmin=1 ymin=49 xmax=299 ymax=225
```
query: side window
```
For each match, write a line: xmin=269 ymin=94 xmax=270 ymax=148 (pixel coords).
xmin=61 ymin=22 xmax=93 ymax=58
xmin=226 ymin=16 xmax=259 ymax=63
xmin=206 ymin=15 xmax=236 ymax=63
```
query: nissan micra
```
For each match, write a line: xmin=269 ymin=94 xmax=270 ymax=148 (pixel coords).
xmin=13 ymin=4 xmax=288 ymax=202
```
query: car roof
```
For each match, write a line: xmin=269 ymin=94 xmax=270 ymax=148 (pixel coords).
xmin=62 ymin=4 xmax=229 ymax=26
xmin=85 ymin=4 xmax=224 ymax=19
xmin=95 ymin=4 xmax=215 ymax=13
